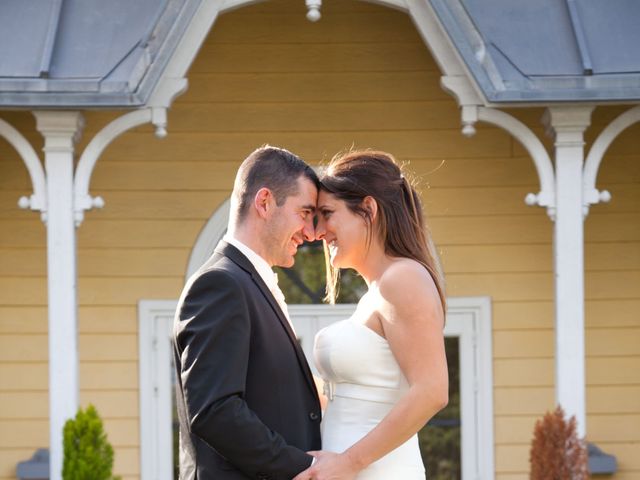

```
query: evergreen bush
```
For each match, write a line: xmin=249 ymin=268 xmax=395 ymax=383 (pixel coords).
xmin=529 ymin=405 xmax=589 ymax=480
xmin=62 ymin=404 xmax=119 ymax=480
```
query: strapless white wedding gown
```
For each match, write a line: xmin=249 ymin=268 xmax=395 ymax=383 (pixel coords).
xmin=313 ymin=317 xmax=425 ymax=479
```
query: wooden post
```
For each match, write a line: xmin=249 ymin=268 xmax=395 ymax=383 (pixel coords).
xmin=34 ymin=111 xmax=84 ymax=480
xmin=543 ymin=106 xmax=593 ymax=437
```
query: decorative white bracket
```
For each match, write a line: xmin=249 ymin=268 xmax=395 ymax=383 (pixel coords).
xmin=0 ymin=118 xmax=48 ymax=220
xmin=10 ymin=107 xmax=176 ymax=227
xmin=442 ymin=75 xmax=556 ymax=218
xmin=74 ymin=107 xmax=168 ymax=225
xmin=10 ymin=77 xmax=187 ymax=226
xmin=306 ymin=0 xmax=321 ymax=21
xmin=479 ymin=108 xmax=556 ymax=216
xmin=583 ymin=105 xmax=640 ymax=215
xmin=147 ymin=77 xmax=188 ymax=111
xmin=72 ymin=76 xmax=187 ymax=225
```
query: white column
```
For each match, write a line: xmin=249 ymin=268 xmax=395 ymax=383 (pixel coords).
xmin=34 ymin=111 xmax=84 ymax=480
xmin=543 ymin=106 xmax=593 ymax=437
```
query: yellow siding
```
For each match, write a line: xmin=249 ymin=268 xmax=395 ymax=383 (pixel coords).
xmin=0 ymin=0 xmax=638 ymax=478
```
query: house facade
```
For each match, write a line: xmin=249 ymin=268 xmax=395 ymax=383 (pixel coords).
xmin=0 ymin=1 xmax=638 ymax=479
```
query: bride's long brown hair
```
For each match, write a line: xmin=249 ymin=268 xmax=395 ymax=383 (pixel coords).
xmin=321 ymin=150 xmax=446 ymax=313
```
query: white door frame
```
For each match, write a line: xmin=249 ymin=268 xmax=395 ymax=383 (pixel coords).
xmin=138 ymin=296 xmax=494 ymax=480
xmin=138 ymin=300 xmax=176 ymax=480
xmin=445 ymin=296 xmax=495 ymax=480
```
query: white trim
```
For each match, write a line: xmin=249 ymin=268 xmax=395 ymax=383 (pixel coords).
xmin=33 ymin=110 xmax=85 ymax=480
xmin=406 ymin=0 xmax=467 ymax=76
xmin=543 ymin=106 xmax=594 ymax=437
xmin=362 ymin=0 xmax=408 ymax=11
xmin=477 ymin=107 xmax=556 ymax=216
xmin=147 ymin=79 xmax=189 ymax=110
xmin=583 ymin=104 xmax=640 ymax=213
xmin=186 ymin=198 xmax=230 ymax=278
xmin=440 ymin=77 xmax=556 ymax=217
xmin=74 ymin=110 xmax=150 ymax=225
xmin=162 ymin=0 xmax=222 ymax=78
xmin=185 ymin=0 xmax=467 ymax=91
xmin=0 ymin=117 xmax=47 ymax=215
xmin=446 ymin=297 xmax=494 ymax=480
xmin=139 ymin=300 xmax=177 ymax=480
xmin=73 ymin=105 xmax=187 ymax=226
xmin=220 ymin=0 xmax=409 ymax=14
xmin=220 ymin=0 xmax=264 ymax=13
xmin=138 ymin=297 xmax=494 ymax=480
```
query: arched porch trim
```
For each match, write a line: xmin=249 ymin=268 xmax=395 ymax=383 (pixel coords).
xmin=0 ymin=118 xmax=47 ymax=216
xmin=441 ymin=75 xmax=556 ymax=217
xmin=583 ymin=105 xmax=640 ymax=213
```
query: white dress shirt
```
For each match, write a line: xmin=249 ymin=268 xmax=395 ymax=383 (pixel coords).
xmin=223 ymin=234 xmax=295 ymax=334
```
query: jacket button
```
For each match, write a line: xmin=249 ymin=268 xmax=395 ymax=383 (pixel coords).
xmin=309 ymin=412 xmax=319 ymax=421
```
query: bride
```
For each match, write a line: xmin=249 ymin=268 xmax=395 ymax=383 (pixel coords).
xmin=294 ymin=150 xmax=449 ymax=480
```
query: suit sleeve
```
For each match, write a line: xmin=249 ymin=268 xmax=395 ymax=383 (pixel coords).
xmin=175 ymin=268 xmax=313 ymax=479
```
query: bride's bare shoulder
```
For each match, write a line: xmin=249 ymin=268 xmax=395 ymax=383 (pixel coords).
xmin=381 ymin=257 xmax=432 ymax=283
xmin=378 ymin=258 xmax=439 ymax=302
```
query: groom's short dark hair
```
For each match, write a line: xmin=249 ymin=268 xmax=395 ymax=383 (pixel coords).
xmin=232 ymin=145 xmax=319 ymax=223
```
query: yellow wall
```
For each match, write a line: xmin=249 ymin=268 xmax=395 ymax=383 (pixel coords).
xmin=0 ymin=0 xmax=638 ymax=479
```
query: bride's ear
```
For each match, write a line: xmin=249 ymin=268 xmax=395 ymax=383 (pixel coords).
xmin=362 ymin=196 xmax=378 ymax=223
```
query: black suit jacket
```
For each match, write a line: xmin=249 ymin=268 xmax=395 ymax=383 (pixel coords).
xmin=173 ymin=242 xmax=322 ymax=480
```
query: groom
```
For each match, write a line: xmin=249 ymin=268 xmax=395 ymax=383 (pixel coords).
xmin=173 ymin=146 xmax=322 ymax=479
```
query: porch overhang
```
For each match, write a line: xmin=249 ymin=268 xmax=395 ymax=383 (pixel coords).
xmin=0 ymin=0 xmax=199 ymax=108
xmin=429 ymin=0 xmax=640 ymax=104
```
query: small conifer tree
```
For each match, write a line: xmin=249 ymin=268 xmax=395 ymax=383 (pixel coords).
xmin=529 ymin=405 xmax=589 ymax=480
xmin=62 ymin=404 xmax=119 ymax=480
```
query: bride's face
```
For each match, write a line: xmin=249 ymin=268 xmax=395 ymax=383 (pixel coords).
xmin=315 ymin=190 xmax=368 ymax=269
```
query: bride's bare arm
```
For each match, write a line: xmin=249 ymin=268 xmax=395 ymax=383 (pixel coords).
xmin=293 ymin=259 xmax=448 ymax=480
xmin=348 ymin=259 xmax=448 ymax=467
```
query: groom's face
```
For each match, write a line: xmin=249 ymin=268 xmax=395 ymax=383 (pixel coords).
xmin=264 ymin=175 xmax=317 ymax=267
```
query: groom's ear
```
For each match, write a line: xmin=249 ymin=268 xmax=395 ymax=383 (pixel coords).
xmin=362 ymin=196 xmax=378 ymax=222
xmin=254 ymin=187 xmax=274 ymax=219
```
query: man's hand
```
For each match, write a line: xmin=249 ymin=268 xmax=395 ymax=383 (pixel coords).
xmin=292 ymin=450 xmax=362 ymax=480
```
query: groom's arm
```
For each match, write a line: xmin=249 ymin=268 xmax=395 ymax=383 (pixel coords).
xmin=176 ymin=268 xmax=313 ymax=479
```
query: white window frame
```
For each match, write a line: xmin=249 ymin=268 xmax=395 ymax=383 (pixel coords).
xmin=138 ymin=296 xmax=494 ymax=480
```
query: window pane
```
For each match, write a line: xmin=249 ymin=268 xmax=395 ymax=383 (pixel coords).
xmin=275 ymin=240 xmax=366 ymax=304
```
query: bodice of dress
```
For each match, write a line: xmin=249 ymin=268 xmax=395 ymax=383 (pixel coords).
xmin=312 ymin=316 xmax=425 ymax=479
xmin=314 ymin=317 xmax=409 ymax=405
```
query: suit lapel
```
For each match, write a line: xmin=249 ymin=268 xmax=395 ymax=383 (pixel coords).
xmin=214 ymin=242 xmax=318 ymax=397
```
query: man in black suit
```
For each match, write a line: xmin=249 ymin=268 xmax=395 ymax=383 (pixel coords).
xmin=173 ymin=146 xmax=322 ymax=479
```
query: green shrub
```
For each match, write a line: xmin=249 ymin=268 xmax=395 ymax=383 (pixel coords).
xmin=62 ymin=405 xmax=119 ymax=480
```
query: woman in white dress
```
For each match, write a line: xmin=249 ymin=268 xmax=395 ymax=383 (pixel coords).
xmin=294 ymin=150 xmax=449 ymax=480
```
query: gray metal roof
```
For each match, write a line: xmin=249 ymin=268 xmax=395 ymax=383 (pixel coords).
xmin=1 ymin=0 xmax=640 ymax=107
xmin=0 ymin=0 xmax=197 ymax=107
xmin=430 ymin=0 xmax=640 ymax=103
